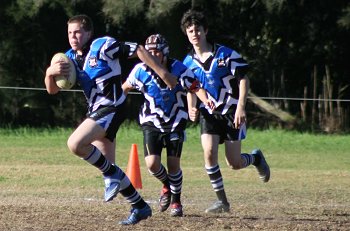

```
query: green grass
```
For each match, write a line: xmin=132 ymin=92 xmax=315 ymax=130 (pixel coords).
xmin=0 ymin=124 xmax=349 ymax=230
xmin=1 ymin=124 xmax=349 ymax=167
xmin=0 ymin=124 xmax=349 ymax=188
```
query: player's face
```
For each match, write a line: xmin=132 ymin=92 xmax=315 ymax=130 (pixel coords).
xmin=185 ymin=24 xmax=207 ymax=46
xmin=68 ymin=22 xmax=91 ymax=53
xmin=148 ymin=49 xmax=164 ymax=63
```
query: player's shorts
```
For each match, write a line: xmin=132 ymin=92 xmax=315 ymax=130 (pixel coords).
xmin=88 ymin=103 xmax=126 ymax=142
xmin=199 ymin=109 xmax=246 ymax=144
xmin=142 ymin=127 xmax=185 ymax=158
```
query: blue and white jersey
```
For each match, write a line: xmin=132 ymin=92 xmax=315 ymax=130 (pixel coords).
xmin=126 ymin=59 xmax=199 ymax=132
xmin=66 ymin=36 xmax=137 ymax=113
xmin=183 ymin=43 xmax=248 ymax=115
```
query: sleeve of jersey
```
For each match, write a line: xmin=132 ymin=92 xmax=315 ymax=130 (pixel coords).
xmin=182 ymin=55 xmax=192 ymax=69
xmin=103 ymin=38 xmax=138 ymax=60
xmin=228 ymin=50 xmax=249 ymax=79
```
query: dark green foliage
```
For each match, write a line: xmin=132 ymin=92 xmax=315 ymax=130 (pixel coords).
xmin=0 ymin=0 xmax=349 ymax=131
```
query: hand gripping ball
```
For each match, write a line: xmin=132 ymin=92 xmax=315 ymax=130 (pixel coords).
xmin=50 ymin=53 xmax=76 ymax=89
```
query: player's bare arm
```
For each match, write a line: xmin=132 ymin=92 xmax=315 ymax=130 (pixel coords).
xmin=234 ymin=76 xmax=249 ymax=128
xmin=194 ymin=88 xmax=215 ymax=110
xmin=136 ymin=45 xmax=177 ymax=89
xmin=187 ymin=92 xmax=199 ymax=122
xmin=44 ymin=61 xmax=69 ymax=94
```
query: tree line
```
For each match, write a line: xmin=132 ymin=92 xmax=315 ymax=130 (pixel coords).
xmin=0 ymin=0 xmax=349 ymax=133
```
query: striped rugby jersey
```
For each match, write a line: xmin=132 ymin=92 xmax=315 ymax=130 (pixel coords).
xmin=66 ymin=36 xmax=137 ymax=113
xmin=126 ymin=58 xmax=199 ymax=132
xmin=183 ymin=43 xmax=248 ymax=115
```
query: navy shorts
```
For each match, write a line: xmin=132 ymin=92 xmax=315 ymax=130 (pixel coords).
xmin=142 ymin=127 xmax=185 ymax=158
xmin=88 ymin=103 xmax=126 ymax=142
xmin=199 ymin=109 xmax=246 ymax=144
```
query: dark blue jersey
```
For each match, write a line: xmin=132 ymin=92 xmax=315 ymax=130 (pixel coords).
xmin=183 ymin=43 xmax=248 ymax=115
xmin=126 ymin=59 xmax=198 ymax=132
xmin=66 ymin=36 xmax=137 ymax=113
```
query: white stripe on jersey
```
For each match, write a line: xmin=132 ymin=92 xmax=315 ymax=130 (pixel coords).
xmin=123 ymin=42 xmax=138 ymax=57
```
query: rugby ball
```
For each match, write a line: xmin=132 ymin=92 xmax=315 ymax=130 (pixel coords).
xmin=50 ymin=53 xmax=76 ymax=89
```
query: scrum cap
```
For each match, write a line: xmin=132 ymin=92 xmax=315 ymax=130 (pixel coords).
xmin=145 ymin=34 xmax=169 ymax=56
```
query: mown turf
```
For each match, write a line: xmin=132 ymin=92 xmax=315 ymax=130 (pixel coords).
xmin=0 ymin=125 xmax=349 ymax=230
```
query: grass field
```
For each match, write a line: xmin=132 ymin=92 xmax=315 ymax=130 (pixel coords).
xmin=0 ymin=124 xmax=349 ymax=230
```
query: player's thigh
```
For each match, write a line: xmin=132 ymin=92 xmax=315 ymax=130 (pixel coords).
xmin=143 ymin=129 xmax=163 ymax=156
xmin=163 ymin=131 xmax=184 ymax=173
xmin=68 ymin=118 xmax=105 ymax=148
xmin=143 ymin=129 xmax=162 ymax=171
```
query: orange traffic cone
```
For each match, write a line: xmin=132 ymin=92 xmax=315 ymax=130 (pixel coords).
xmin=126 ymin=144 xmax=143 ymax=189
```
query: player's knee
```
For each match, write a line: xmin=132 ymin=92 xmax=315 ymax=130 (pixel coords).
xmin=67 ymin=136 xmax=80 ymax=154
xmin=146 ymin=162 xmax=160 ymax=174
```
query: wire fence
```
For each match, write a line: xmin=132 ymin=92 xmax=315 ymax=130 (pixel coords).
xmin=1 ymin=86 xmax=350 ymax=102
xmin=0 ymin=86 xmax=349 ymax=132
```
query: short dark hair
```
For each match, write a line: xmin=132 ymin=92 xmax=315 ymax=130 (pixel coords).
xmin=68 ymin=14 xmax=94 ymax=33
xmin=180 ymin=9 xmax=208 ymax=34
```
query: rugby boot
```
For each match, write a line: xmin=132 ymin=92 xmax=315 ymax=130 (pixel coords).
xmin=119 ymin=204 xmax=152 ymax=225
xmin=252 ymin=149 xmax=270 ymax=183
xmin=103 ymin=168 xmax=122 ymax=202
xmin=159 ymin=185 xmax=171 ymax=212
xmin=170 ymin=202 xmax=183 ymax=217
xmin=205 ymin=200 xmax=230 ymax=213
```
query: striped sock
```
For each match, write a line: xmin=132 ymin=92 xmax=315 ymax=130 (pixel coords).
xmin=119 ymin=175 xmax=147 ymax=209
xmin=168 ymin=169 xmax=183 ymax=203
xmin=149 ymin=164 xmax=170 ymax=188
xmin=241 ymin=153 xmax=255 ymax=168
xmin=206 ymin=165 xmax=224 ymax=192
xmin=83 ymin=146 xmax=115 ymax=176
xmin=205 ymin=165 xmax=228 ymax=203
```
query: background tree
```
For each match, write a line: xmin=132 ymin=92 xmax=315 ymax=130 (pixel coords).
xmin=0 ymin=0 xmax=349 ymax=132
